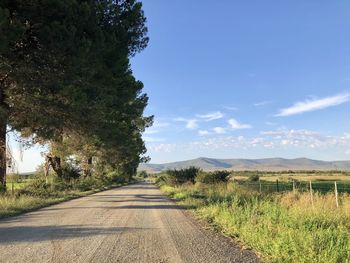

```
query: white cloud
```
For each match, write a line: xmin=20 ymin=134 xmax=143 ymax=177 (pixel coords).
xmin=144 ymin=129 xmax=159 ymax=135
xmin=147 ymin=129 xmax=350 ymax=158
xmin=276 ymin=92 xmax=350 ymax=117
xmin=213 ymin=127 xmax=226 ymax=134
xmin=153 ymin=122 xmax=170 ymax=128
xmin=254 ymin=101 xmax=272 ymax=107
xmin=174 ymin=118 xmax=198 ymax=130
xmin=143 ymin=137 xmax=166 ymax=142
xmin=197 ymin=111 xmax=224 ymax=121
xmin=198 ymin=130 xmax=210 ymax=136
xmin=228 ymin=118 xmax=252 ymax=130
xmin=144 ymin=120 xmax=170 ymax=135
xmin=223 ymin=106 xmax=238 ymax=111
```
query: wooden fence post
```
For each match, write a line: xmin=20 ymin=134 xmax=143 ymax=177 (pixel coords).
xmin=335 ymin=181 xmax=339 ymax=208
xmin=276 ymin=179 xmax=279 ymax=192
xmin=292 ymin=180 xmax=296 ymax=194
xmin=259 ymin=179 xmax=262 ymax=193
xmin=309 ymin=181 xmax=314 ymax=208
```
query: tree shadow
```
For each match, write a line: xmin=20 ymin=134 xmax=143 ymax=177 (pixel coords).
xmin=0 ymin=225 xmax=155 ymax=244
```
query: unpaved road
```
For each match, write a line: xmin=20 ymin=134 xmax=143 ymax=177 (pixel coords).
xmin=0 ymin=182 xmax=259 ymax=263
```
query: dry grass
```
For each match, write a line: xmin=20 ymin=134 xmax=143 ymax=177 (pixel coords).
xmin=234 ymin=174 xmax=350 ymax=182
xmin=161 ymin=182 xmax=350 ymax=263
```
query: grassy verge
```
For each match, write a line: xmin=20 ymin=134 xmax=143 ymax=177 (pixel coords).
xmin=0 ymin=177 xmax=132 ymax=219
xmin=159 ymin=182 xmax=350 ymax=263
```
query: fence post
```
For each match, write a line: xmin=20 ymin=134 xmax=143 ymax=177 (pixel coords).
xmin=292 ymin=180 xmax=296 ymax=194
xmin=276 ymin=179 xmax=279 ymax=192
xmin=335 ymin=181 xmax=339 ymax=208
xmin=259 ymin=179 xmax=262 ymax=193
xmin=309 ymin=181 xmax=314 ymax=208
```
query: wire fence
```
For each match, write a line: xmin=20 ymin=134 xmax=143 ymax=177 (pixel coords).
xmin=236 ymin=180 xmax=350 ymax=194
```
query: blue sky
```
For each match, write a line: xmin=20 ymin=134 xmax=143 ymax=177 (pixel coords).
xmin=11 ymin=1 xmax=350 ymax=172
xmin=131 ymin=0 xmax=350 ymax=164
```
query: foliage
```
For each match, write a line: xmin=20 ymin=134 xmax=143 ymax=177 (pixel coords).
xmin=137 ymin=170 xmax=148 ymax=178
xmin=248 ymin=173 xmax=260 ymax=181
xmin=0 ymin=0 xmax=152 ymax=188
xmin=196 ymin=170 xmax=231 ymax=184
xmin=166 ymin=167 xmax=201 ymax=185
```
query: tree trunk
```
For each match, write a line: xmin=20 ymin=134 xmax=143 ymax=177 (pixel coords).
xmin=47 ymin=155 xmax=63 ymax=179
xmin=83 ymin=157 xmax=93 ymax=177
xmin=44 ymin=156 xmax=50 ymax=184
xmin=0 ymin=86 xmax=7 ymax=191
xmin=0 ymin=121 xmax=6 ymax=191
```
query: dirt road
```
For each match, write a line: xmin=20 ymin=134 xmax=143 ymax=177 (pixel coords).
xmin=0 ymin=182 xmax=259 ymax=263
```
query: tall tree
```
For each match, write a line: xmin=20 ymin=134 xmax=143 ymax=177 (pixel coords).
xmin=0 ymin=0 xmax=151 ymax=188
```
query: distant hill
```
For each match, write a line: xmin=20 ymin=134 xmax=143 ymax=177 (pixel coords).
xmin=138 ymin=157 xmax=350 ymax=173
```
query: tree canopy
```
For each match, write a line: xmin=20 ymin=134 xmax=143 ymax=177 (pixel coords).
xmin=0 ymin=0 xmax=152 ymax=190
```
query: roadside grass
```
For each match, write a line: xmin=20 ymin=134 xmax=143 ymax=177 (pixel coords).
xmin=0 ymin=176 xmax=131 ymax=219
xmin=160 ymin=182 xmax=350 ymax=263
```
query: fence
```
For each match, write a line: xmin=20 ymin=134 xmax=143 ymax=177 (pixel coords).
xmin=236 ymin=180 xmax=350 ymax=195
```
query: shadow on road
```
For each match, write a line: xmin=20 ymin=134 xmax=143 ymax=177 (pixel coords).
xmin=0 ymin=225 xmax=156 ymax=244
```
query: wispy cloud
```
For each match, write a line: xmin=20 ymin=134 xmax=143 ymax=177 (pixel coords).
xmin=143 ymin=137 xmax=166 ymax=143
xmin=254 ymin=100 xmax=272 ymax=107
xmin=276 ymin=92 xmax=350 ymax=117
xmin=223 ymin=106 xmax=238 ymax=111
xmin=144 ymin=130 xmax=159 ymax=135
xmin=174 ymin=118 xmax=198 ymax=130
xmin=213 ymin=127 xmax=226 ymax=134
xmin=197 ymin=111 xmax=224 ymax=121
xmin=144 ymin=121 xmax=170 ymax=135
xmin=228 ymin=118 xmax=252 ymax=130
xmin=148 ymin=129 xmax=350 ymax=154
xmin=198 ymin=130 xmax=210 ymax=136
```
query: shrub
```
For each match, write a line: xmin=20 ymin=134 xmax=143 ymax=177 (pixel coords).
xmin=61 ymin=164 xmax=81 ymax=180
xmin=138 ymin=170 xmax=148 ymax=178
xmin=106 ymin=170 xmax=128 ymax=184
xmin=248 ymin=173 xmax=260 ymax=182
xmin=166 ymin=167 xmax=201 ymax=185
xmin=196 ymin=170 xmax=231 ymax=184
xmin=74 ymin=177 xmax=103 ymax=191
xmin=20 ymin=177 xmax=51 ymax=197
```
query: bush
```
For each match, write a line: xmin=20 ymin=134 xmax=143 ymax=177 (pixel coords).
xmin=20 ymin=177 xmax=51 ymax=197
xmin=196 ymin=170 xmax=231 ymax=184
xmin=74 ymin=177 xmax=103 ymax=191
xmin=248 ymin=173 xmax=260 ymax=182
xmin=61 ymin=164 xmax=81 ymax=180
xmin=138 ymin=170 xmax=148 ymax=178
xmin=166 ymin=167 xmax=201 ymax=185
xmin=106 ymin=170 xmax=128 ymax=184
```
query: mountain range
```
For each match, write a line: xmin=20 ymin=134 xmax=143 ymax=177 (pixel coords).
xmin=138 ymin=157 xmax=350 ymax=173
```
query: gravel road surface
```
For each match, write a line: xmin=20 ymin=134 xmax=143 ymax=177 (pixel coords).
xmin=0 ymin=182 xmax=260 ymax=263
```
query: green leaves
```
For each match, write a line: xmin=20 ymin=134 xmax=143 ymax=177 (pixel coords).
xmin=0 ymin=0 xmax=152 ymax=184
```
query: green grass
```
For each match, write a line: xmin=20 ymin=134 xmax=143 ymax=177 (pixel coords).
xmin=238 ymin=180 xmax=350 ymax=194
xmin=160 ymin=182 xmax=350 ymax=263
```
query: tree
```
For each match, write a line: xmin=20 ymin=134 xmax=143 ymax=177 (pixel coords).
xmin=0 ymin=0 xmax=151 ymax=189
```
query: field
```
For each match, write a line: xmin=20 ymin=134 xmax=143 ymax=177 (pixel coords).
xmin=232 ymin=171 xmax=350 ymax=194
xmin=156 ymin=170 xmax=350 ymax=263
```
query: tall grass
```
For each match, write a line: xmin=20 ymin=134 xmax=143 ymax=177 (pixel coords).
xmin=161 ymin=182 xmax=350 ymax=263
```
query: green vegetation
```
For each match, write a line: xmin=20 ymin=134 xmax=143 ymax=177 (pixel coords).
xmin=157 ymin=168 xmax=350 ymax=263
xmin=165 ymin=166 xmax=201 ymax=185
xmin=195 ymin=170 xmax=230 ymax=184
xmin=0 ymin=1 xmax=152 ymax=191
